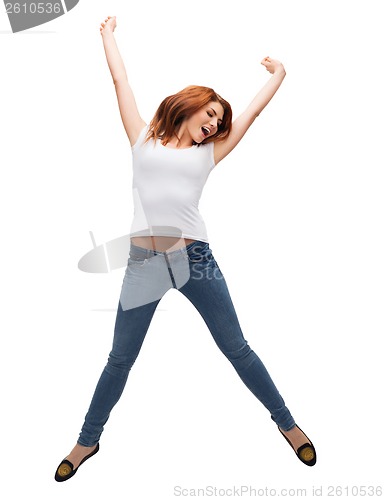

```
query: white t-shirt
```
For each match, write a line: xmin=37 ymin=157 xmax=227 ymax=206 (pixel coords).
xmin=129 ymin=125 xmax=216 ymax=242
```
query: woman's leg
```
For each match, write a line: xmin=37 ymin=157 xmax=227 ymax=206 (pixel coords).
xmin=78 ymin=242 xmax=177 ymax=446
xmin=178 ymin=242 xmax=296 ymax=432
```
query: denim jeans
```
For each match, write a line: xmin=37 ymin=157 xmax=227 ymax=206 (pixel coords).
xmin=78 ymin=240 xmax=296 ymax=446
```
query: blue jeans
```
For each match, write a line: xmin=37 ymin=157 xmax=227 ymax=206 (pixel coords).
xmin=78 ymin=241 xmax=295 ymax=446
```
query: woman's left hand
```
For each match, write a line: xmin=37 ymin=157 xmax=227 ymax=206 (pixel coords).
xmin=261 ymin=57 xmax=285 ymax=75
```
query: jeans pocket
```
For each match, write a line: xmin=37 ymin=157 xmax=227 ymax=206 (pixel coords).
xmin=128 ymin=255 xmax=149 ymax=267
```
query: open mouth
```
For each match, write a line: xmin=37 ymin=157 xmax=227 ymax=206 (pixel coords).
xmin=201 ymin=126 xmax=210 ymax=137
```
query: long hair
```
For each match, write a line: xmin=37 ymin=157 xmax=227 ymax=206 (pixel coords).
xmin=145 ymin=85 xmax=232 ymax=146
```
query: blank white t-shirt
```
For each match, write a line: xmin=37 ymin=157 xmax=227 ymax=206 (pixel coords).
xmin=129 ymin=125 xmax=216 ymax=243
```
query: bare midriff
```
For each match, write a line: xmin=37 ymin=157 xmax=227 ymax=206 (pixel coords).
xmin=131 ymin=236 xmax=196 ymax=253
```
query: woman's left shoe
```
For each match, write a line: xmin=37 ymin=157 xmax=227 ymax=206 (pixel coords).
xmin=278 ymin=425 xmax=317 ymax=466
xmin=54 ymin=443 xmax=100 ymax=482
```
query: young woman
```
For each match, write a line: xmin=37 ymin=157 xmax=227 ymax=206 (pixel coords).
xmin=55 ymin=15 xmax=316 ymax=482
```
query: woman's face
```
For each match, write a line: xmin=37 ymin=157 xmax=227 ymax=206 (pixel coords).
xmin=184 ymin=101 xmax=225 ymax=144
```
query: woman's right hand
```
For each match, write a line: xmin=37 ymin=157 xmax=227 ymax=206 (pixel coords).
xmin=100 ymin=16 xmax=117 ymax=35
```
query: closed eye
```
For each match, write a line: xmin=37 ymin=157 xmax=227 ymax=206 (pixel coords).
xmin=207 ymin=109 xmax=223 ymax=127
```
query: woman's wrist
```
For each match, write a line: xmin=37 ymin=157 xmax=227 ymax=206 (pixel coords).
xmin=101 ymin=28 xmax=114 ymax=39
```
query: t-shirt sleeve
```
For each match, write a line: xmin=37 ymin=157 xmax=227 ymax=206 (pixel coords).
xmin=131 ymin=125 xmax=149 ymax=152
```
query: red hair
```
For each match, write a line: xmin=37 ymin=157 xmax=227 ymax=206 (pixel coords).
xmin=145 ymin=85 xmax=232 ymax=146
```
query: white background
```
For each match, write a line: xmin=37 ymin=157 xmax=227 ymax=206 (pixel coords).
xmin=1 ymin=0 xmax=383 ymax=498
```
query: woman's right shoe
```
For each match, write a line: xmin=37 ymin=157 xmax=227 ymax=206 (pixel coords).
xmin=54 ymin=443 xmax=100 ymax=482
xmin=278 ymin=425 xmax=317 ymax=466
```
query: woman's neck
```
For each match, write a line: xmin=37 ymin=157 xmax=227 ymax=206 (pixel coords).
xmin=164 ymin=123 xmax=193 ymax=149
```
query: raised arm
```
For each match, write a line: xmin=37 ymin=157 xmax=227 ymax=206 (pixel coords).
xmin=100 ymin=16 xmax=146 ymax=146
xmin=214 ymin=57 xmax=286 ymax=165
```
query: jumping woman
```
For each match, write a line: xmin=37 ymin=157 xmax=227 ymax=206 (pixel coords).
xmin=55 ymin=15 xmax=316 ymax=482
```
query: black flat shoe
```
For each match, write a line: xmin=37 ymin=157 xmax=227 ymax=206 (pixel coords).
xmin=54 ymin=443 xmax=100 ymax=482
xmin=278 ymin=425 xmax=316 ymax=466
